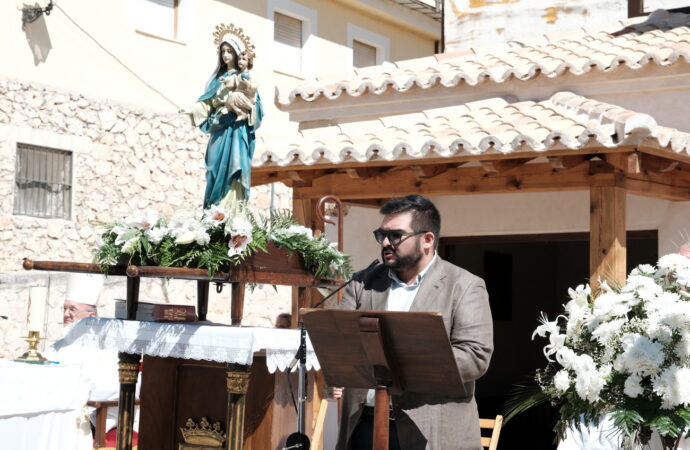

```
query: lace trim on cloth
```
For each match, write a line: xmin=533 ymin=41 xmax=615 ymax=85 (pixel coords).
xmin=54 ymin=318 xmax=320 ymax=373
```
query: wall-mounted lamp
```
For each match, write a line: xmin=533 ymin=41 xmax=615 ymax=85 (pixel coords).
xmin=21 ymin=1 xmax=54 ymax=29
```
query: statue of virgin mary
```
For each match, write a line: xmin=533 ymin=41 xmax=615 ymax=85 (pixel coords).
xmin=190 ymin=24 xmax=263 ymax=209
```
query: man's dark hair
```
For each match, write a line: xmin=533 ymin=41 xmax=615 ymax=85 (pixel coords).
xmin=379 ymin=195 xmax=441 ymax=245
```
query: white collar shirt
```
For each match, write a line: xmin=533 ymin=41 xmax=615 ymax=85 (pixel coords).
xmin=386 ymin=253 xmax=437 ymax=312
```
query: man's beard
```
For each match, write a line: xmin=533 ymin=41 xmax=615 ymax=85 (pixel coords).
xmin=381 ymin=242 xmax=423 ymax=271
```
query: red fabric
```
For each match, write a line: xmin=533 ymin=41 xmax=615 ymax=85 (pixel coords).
xmin=102 ymin=429 xmax=138 ymax=447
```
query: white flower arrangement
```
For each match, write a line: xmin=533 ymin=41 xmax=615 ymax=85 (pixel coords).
xmin=531 ymin=253 xmax=690 ymax=447
xmin=93 ymin=206 xmax=352 ymax=280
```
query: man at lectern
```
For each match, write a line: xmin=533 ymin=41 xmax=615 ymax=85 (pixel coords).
xmin=335 ymin=195 xmax=494 ymax=450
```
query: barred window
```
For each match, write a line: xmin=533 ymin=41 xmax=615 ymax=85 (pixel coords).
xmin=14 ymin=144 xmax=72 ymax=219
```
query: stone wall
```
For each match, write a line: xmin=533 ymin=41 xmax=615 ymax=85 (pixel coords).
xmin=0 ymin=78 xmax=293 ymax=359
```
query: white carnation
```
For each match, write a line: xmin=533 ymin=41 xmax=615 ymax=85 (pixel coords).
xmin=554 ymin=370 xmax=571 ymax=393
xmin=285 ymin=225 xmax=313 ymax=239
xmin=675 ymin=333 xmax=690 ymax=360
xmin=613 ymin=334 xmax=664 ymax=376
xmin=591 ymin=318 xmax=625 ymax=345
xmin=659 ymin=301 xmax=690 ymax=330
xmin=652 ymin=365 xmax=690 ymax=409
xmin=592 ymin=292 xmax=634 ymax=319
xmin=658 ymin=253 xmax=690 ymax=272
xmin=146 ymin=227 xmax=168 ymax=244
xmin=573 ymin=356 xmax=609 ymax=402
xmin=624 ymin=374 xmax=644 ymax=398
xmin=630 ymin=264 xmax=656 ymax=276
xmin=646 ymin=313 xmax=674 ymax=344
xmin=622 ymin=275 xmax=661 ymax=302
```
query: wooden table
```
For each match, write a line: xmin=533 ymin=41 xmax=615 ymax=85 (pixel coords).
xmin=23 ymin=245 xmax=339 ymax=450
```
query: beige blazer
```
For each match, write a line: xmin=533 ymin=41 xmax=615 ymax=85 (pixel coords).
xmin=335 ymin=257 xmax=494 ymax=450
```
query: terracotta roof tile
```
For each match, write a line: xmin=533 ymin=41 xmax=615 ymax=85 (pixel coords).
xmin=279 ymin=10 xmax=690 ymax=106
xmin=256 ymin=92 xmax=690 ymax=167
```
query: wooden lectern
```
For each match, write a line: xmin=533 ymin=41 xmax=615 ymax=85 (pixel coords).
xmin=301 ymin=308 xmax=467 ymax=450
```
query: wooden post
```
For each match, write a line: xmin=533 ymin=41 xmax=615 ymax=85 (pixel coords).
xmin=292 ymin=197 xmax=315 ymax=327
xmin=226 ymin=363 xmax=251 ymax=450
xmin=358 ymin=317 xmax=393 ymax=450
xmin=231 ymin=282 xmax=245 ymax=326
xmin=590 ymin=170 xmax=627 ymax=291
xmin=116 ymin=352 xmax=141 ymax=450
xmin=197 ymin=280 xmax=209 ymax=321
xmin=125 ymin=276 xmax=140 ymax=320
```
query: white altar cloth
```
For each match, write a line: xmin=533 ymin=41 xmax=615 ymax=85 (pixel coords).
xmin=54 ymin=317 xmax=321 ymax=372
xmin=0 ymin=360 xmax=92 ymax=450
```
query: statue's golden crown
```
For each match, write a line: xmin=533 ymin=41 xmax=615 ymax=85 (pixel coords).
xmin=180 ymin=417 xmax=227 ymax=447
xmin=213 ymin=23 xmax=255 ymax=58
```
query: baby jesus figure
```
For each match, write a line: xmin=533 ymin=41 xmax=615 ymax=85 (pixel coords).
xmin=217 ymin=51 xmax=259 ymax=125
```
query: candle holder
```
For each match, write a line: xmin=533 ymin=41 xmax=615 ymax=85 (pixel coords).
xmin=15 ymin=330 xmax=48 ymax=364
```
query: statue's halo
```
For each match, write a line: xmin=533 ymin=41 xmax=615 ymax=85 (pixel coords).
xmin=213 ymin=23 xmax=256 ymax=58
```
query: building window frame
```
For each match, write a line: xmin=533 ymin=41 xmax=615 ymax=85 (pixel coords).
xmin=346 ymin=24 xmax=389 ymax=68
xmin=268 ymin=0 xmax=317 ymax=79
xmin=14 ymin=143 xmax=73 ymax=220
xmin=1 ymin=124 xmax=91 ymax=223
xmin=129 ymin=0 xmax=193 ymax=44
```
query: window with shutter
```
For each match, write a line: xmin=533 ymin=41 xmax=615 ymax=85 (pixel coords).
xmin=134 ymin=0 xmax=180 ymax=41
xmin=353 ymin=40 xmax=377 ymax=68
xmin=274 ymin=11 xmax=303 ymax=75
xmin=14 ymin=144 xmax=72 ymax=220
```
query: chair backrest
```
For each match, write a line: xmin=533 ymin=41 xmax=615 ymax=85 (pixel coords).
xmin=480 ymin=415 xmax=503 ymax=450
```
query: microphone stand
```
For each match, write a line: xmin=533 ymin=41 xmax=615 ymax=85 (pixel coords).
xmin=284 ymin=259 xmax=379 ymax=450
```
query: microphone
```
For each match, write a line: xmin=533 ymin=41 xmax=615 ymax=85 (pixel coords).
xmin=286 ymin=259 xmax=380 ymax=371
xmin=310 ymin=259 xmax=380 ymax=310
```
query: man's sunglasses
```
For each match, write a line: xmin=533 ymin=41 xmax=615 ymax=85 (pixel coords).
xmin=373 ymin=229 xmax=428 ymax=245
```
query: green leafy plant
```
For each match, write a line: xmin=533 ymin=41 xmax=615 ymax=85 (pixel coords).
xmin=93 ymin=205 xmax=352 ymax=280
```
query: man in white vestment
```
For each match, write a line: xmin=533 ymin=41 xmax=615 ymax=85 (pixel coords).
xmin=47 ymin=273 xmax=140 ymax=443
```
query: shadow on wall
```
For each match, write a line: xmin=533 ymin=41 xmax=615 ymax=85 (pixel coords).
xmin=23 ymin=7 xmax=52 ymax=65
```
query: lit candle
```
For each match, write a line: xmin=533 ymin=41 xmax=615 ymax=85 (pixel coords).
xmin=28 ymin=286 xmax=47 ymax=332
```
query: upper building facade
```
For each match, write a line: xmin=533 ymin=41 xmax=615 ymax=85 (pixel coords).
xmin=0 ymin=0 xmax=440 ymax=357
xmin=444 ymin=0 xmax=690 ymax=51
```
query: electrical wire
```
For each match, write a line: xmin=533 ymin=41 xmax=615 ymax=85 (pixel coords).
xmin=54 ymin=4 xmax=182 ymax=111
xmin=286 ymin=367 xmax=299 ymax=415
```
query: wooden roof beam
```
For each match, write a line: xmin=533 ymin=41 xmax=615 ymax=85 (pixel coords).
xmin=548 ymin=155 xmax=590 ymax=170
xmin=293 ymin=162 xmax=690 ymax=201
xmin=345 ymin=167 xmax=389 ymax=179
xmin=480 ymin=158 xmax=533 ymax=174
xmin=410 ymin=164 xmax=450 ymax=179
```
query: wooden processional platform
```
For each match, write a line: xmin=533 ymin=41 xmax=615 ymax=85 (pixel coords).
xmin=24 ymin=243 xmax=339 ymax=450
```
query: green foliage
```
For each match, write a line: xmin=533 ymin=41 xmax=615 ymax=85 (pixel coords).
xmin=92 ymin=208 xmax=352 ymax=280
xmin=502 ymin=377 xmax=550 ymax=424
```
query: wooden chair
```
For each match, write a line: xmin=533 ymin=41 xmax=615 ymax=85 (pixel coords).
xmin=480 ymin=415 xmax=503 ymax=450
xmin=87 ymin=399 xmax=140 ymax=448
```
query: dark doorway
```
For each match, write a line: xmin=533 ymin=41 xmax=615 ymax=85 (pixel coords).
xmin=439 ymin=231 xmax=658 ymax=449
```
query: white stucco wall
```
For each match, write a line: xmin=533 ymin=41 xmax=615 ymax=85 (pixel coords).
xmin=340 ymin=192 xmax=689 ymax=272
xmin=444 ymin=0 xmax=627 ymax=51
